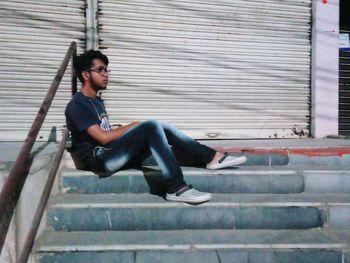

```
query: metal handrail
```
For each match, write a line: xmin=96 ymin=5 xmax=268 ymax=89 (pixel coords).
xmin=0 ymin=42 xmax=77 ymax=256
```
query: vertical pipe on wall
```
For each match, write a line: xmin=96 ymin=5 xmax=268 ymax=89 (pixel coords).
xmin=86 ymin=0 xmax=99 ymax=50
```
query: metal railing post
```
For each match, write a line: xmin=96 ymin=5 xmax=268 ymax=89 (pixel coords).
xmin=71 ymin=46 xmax=77 ymax=95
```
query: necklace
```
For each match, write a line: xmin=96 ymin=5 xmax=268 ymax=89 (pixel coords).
xmin=88 ymin=98 xmax=108 ymax=120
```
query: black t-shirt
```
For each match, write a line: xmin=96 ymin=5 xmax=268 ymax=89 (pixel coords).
xmin=65 ymin=92 xmax=112 ymax=160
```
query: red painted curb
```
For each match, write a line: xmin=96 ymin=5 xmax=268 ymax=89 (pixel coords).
xmin=221 ymin=147 xmax=350 ymax=157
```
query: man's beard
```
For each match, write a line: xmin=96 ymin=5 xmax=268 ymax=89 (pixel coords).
xmin=91 ymin=77 xmax=107 ymax=91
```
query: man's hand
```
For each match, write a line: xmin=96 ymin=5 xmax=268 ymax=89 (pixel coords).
xmin=87 ymin=121 xmax=141 ymax=145
xmin=112 ymin=122 xmax=140 ymax=129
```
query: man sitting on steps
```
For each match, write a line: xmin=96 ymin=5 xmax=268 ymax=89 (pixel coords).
xmin=65 ymin=50 xmax=247 ymax=204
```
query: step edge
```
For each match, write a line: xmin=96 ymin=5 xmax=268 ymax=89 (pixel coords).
xmin=48 ymin=202 xmax=350 ymax=209
xmin=36 ymin=243 xmax=350 ymax=252
xmin=61 ymin=170 xmax=299 ymax=177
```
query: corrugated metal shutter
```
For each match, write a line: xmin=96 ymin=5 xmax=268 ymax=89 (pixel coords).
xmin=339 ymin=31 xmax=350 ymax=136
xmin=0 ymin=0 xmax=85 ymax=141
xmin=99 ymin=0 xmax=311 ymax=139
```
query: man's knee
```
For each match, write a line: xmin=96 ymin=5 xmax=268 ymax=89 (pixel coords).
xmin=142 ymin=119 xmax=162 ymax=131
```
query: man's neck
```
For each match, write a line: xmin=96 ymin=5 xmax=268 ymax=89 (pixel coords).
xmin=81 ymin=85 xmax=97 ymax=99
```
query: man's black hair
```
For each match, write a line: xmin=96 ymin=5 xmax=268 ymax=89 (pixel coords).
xmin=73 ymin=50 xmax=109 ymax=83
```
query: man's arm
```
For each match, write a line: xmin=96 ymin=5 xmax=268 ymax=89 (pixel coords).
xmin=86 ymin=122 xmax=140 ymax=145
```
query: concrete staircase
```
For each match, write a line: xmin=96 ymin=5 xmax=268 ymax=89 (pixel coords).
xmin=33 ymin=145 xmax=350 ymax=263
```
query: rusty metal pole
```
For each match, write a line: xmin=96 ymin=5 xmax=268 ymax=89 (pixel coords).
xmin=0 ymin=42 xmax=76 ymax=253
xmin=71 ymin=45 xmax=77 ymax=96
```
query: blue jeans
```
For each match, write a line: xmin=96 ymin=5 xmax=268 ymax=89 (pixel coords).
xmin=86 ymin=120 xmax=216 ymax=193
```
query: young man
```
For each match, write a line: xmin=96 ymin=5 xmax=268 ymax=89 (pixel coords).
xmin=65 ymin=50 xmax=247 ymax=204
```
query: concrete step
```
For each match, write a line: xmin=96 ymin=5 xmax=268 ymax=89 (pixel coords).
xmin=34 ymin=229 xmax=350 ymax=263
xmin=61 ymin=168 xmax=350 ymax=194
xmin=47 ymin=193 xmax=350 ymax=231
xmin=62 ymin=139 xmax=350 ymax=170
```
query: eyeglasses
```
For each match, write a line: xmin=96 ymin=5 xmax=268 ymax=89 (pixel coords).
xmin=87 ymin=67 xmax=111 ymax=74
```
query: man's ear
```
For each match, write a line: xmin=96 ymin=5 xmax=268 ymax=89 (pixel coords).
xmin=82 ymin=71 xmax=90 ymax=82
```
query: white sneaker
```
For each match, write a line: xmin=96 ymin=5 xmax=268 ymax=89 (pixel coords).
xmin=206 ymin=153 xmax=247 ymax=170
xmin=166 ymin=185 xmax=211 ymax=204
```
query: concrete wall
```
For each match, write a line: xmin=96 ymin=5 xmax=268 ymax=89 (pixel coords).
xmin=311 ymin=0 xmax=340 ymax=138
xmin=0 ymin=142 xmax=61 ymax=263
